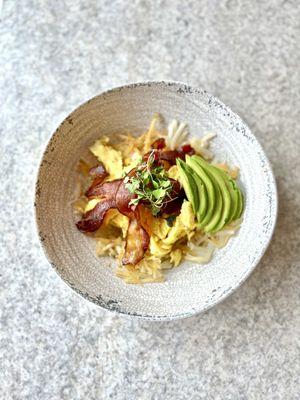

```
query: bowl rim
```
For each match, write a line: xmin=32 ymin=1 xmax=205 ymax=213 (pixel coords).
xmin=34 ymin=80 xmax=278 ymax=320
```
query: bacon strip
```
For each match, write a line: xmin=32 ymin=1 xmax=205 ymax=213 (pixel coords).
xmin=161 ymin=179 xmax=184 ymax=215
xmin=76 ymin=200 xmax=114 ymax=232
xmin=85 ymin=179 xmax=122 ymax=198
xmin=143 ymin=149 xmax=184 ymax=166
xmin=151 ymin=137 xmax=166 ymax=150
xmin=115 ymin=180 xmax=136 ymax=218
xmin=144 ymin=142 xmax=196 ymax=166
xmin=85 ymin=163 xmax=109 ymax=194
xmin=77 ymin=176 xmax=150 ymax=265
xmin=79 ymin=180 xmax=133 ymax=231
xmin=89 ymin=163 xmax=107 ymax=179
xmin=122 ymin=218 xmax=150 ymax=265
xmin=114 ymin=181 xmax=150 ymax=265
xmin=77 ymin=180 xmax=121 ymax=232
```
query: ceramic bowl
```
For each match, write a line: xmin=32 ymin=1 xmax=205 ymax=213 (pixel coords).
xmin=35 ymin=81 xmax=277 ymax=320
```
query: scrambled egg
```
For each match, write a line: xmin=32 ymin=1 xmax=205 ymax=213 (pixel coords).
xmin=138 ymin=206 xmax=171 ymax=239
xmin=122 ymin=151 xmax=142 ymax=173
xmin=148 ymin=200 xmax=196 ymax=258
xmin=105 ymin=209 xmax=129 ymax=238
xmin=90 ymin=136 xmax=123 ymax=179
xmin=163 ymin=201 xmax=196 ymax=245
xmin=149 ymin=238 xmax=172 ymax=258
xmin=167 ymin=165 xmax=179 ymax=181
xmin=84 ymin=198 xmax=100 ymax=212
xmin=114 ymin=134 xmax=141 ymax=164
xmin=89 ymin=197 xmax=196 ymax=269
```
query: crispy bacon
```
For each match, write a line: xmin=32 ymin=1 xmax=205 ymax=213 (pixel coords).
xmin=77 ymin=175 xmax=150 ymax=265
xmin=180 ymin=144 xmax=195 ymax=156
xmin=86 ymin=163 xmax=109 ymax=194
xmin=151 ymin=137 xmax=166 ymax=150
xmin=144 ymin=140 xmax=196 ymax=166
xmin=77 ymin=179 xmax=127 ymax=232
xmin=77 ymin=180 xmax=122 ymax=232
xmin=122 ymin=218 xmax=150 ymax=265
xmin=143 ymin=149 xmax=185 ymax=166
xmin=159 ymin=150 xmax=185 ymax=163
xmin=115 ymin=180 xmax=136 ymax=218
xmin=76 ymin=200 xmax=114 ymax=232
xmin=89 ymin=163 xmax=107 ymax=179
xmin=115 ymin=181 xmax=150 ymax=265
xmin=161 ymin=179 xmax=184 ymax=215
xmin=85 ymin=179 xmax=122 ymax=198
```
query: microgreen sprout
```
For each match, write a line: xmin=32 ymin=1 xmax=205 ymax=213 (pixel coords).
xmin=125 ymin=151 xmax=173 ymax=216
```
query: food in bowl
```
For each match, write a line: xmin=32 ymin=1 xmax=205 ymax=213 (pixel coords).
xmin=74 ymin=115 xmax=244 ymax=284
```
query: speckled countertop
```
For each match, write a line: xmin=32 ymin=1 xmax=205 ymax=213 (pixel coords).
xmin=1 ymin=1 xmax=300 ymax=399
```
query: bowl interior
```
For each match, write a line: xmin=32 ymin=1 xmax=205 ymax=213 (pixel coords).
xmin=35 ymin=82 xmax=277 ymax=319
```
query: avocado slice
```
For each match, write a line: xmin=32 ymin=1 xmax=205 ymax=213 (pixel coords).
xmin=191 ymin=170 xmax=208 ymax=223
xmin=211 ymin=165 xmax=246 ymax=226
xmin=191 ymin=156 xmax=227 ymax=232
xmin=235 ymin=186 xmax=244 ymax=219
xmin=185 ymin=156 xmax=216 ymax=229
xmin=176 ymin=159 xmax=199 ymax=214
xmin=178 ymin=155 xmax=244 ymax=233
xmin=192 ymin=156 xmax=232 ymax=232
xmin=202 ymin=170 xmax=223 ymax=233
xmin=225 ymin=177 xmax=240 ymax=223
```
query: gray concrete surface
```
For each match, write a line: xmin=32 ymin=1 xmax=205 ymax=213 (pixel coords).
xmin=1 ymin=0 xmax=300 ymax=399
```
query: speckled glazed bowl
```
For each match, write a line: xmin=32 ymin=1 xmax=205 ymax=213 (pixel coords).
xmin=35 ymin=81 xmax=277 ymax=320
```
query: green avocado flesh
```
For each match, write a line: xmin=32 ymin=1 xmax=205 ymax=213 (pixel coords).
xmin=185 ymin=158 xmax=216 ymax=228
xmin=176 ymin=159 xmax=199 ymax=214
xmin=178 ymin=155 xmax=244 ymax=233
xmin=191 ymin=170 xmax=208 ymax=222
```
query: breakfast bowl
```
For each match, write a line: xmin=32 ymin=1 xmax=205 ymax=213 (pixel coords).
xmin=35 ymin=81 xmax=277 ymax=320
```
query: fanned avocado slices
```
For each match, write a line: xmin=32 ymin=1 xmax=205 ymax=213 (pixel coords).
xmin=190 ymin=156 xmax=232 ymax=233
xmin=177 ymin=155 xmax=244 ymax=233
xmin=185 ymin=156 xmax=216 ymax=229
